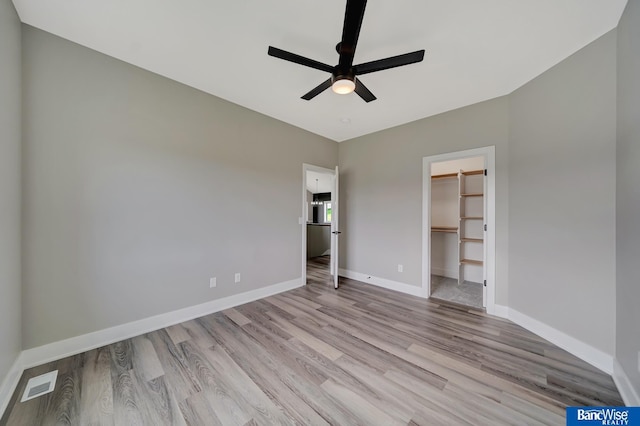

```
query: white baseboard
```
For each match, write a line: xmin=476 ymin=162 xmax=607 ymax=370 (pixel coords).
xmin=508 ymin=307 xmax=613 ymax=375
xmin=0 ymin=353 xmax=23 ymax=419
xmin=335 ymin=276 xmax=617 ymax=379
xmin=339 ymin=268 xmax=426 ymax=298
xmin=4 ymin=274 xmax=627 ymax=417
xmin=487 ymin=303 xmax=509 ymax=319
xmin=613 ymin=359 xmax=640 ymax=406
xmin=21 ymin=278 xmax=303 ymax=369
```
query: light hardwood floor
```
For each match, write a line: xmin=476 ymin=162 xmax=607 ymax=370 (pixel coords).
xmin=1 ymin=256 xmax=622 ymax=425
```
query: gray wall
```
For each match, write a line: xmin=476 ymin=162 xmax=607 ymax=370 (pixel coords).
xmin=0 ymin=0 xmax=22 ymax=386
xmin=508 ymin=30 xmax=617 ymax=354
xmin=5 ymin=4 xmax=631 ymax=392
xmin=21 ymin=26 xmax=337 ymax=349
xmin=338 ymin=97 xmax=510 ymax=305
xmin=616 ymin=0 xmax=640 ymax=396
xmin=339 ymin=28 xmax=618 ymax=358
xmin=306 ymin=224 xmax=331 ymax=258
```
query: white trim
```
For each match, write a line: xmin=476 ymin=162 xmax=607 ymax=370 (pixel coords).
xmin=0 ymin=353 xmax=23 ymax=419
xmin=488 ymin=303 xmax=509 ymax=319
xmin=613 ymin=359 xmax=640 ymax=406
xmin=422 ymin=146 xmax=496 ymax=313
xmin=339 ymin=268 xmax=426 ymax=298
xmin=340 ymin=268 xmax=615 ymax=376
xmin=20 ymin=278 xmax=302 ymax=369
xmin=332 ymin=165 xmax=339 ymax=290
xmin=508 ymin=307 xmax=613 ymax=375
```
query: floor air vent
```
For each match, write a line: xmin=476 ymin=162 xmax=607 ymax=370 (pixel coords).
xmin=21 ymin=370 xmax=58 ymax=402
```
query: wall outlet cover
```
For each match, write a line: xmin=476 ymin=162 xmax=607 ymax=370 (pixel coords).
xmin=234 ymin=273 xmax=241 ymax=283
xmin=210 ymin=277 xmax=216 ymax=288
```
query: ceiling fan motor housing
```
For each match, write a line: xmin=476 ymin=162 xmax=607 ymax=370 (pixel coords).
xmin=332 ymin=68 xmax=355 ymax=84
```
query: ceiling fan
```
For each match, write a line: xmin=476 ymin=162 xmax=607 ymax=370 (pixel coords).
xmin=268 ymin=0 xmax=425 ymax=102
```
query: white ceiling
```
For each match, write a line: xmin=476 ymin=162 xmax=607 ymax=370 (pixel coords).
xmin=12 ymin=0 xmax=627 ymax=142
xmin=306 ymin=171 xmax=334 ymax=194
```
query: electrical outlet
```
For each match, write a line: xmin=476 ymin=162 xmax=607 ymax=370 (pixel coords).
xmin=398 ymin=264 xmax=403 ymax=273
xmin=209 ymin=277 xmax=216 ymax=288
xmin=234 ymin=273 xmax=241 ymax=283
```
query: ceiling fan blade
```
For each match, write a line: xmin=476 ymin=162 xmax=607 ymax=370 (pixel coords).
xmin=268 ymin=46 xmax=334 ymax=73
xmin=301 ymin=78 xmax=333 ymax=100
xmin=354 ymin=78 xmax=376 ymax=102
xmin=354 ymin=50 xmax=425 ymax=75
xmin=338 ymin=0 xmax=367 ymax=68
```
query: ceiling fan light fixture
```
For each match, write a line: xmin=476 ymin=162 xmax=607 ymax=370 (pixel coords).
xmin=331 ymin=78 xmax=356 ymax=95
xmin=268 ymin=0 xmax=424 ymax=102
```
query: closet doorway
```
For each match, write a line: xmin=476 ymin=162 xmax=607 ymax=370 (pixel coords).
xmin=422 ymin=147 xmax=496 ymax=312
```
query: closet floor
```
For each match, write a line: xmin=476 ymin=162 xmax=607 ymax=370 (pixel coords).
xmin=430 ymin=275 xmax=483 ymax=310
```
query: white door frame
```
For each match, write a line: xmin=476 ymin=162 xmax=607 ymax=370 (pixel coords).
xmin=332 ymin=166 xmax=340 ymax=289
xmin=302 ymin=163 xmax=336 ymax=286
xmin=422 ymin=146 xmax=497 ymax=314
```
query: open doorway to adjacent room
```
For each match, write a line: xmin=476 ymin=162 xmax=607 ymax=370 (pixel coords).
xmin=302 ymin=165 xmax=337 ymax=287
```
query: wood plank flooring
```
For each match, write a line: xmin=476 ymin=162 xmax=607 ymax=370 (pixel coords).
xmin=1 ymin=256 xmax=622 ymax=425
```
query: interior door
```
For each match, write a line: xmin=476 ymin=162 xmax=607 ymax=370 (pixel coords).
xmin=482 ymin=167 xmax=487 ymax=308
xmin=331 ymin=166 xmax=340 ymax=289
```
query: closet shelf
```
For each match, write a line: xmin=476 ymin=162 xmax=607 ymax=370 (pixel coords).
xmin=460 ymin=193 xmax=483 ymax=197
xmin=431 ymin=226 xmax=458 ymax=233
xmin=432 ymin=169 xmax=484 ymax=179
xmin=461 ymin=170 xmax=484 ymax=176
xmin=460 ymin=216 xmax=483 ymax=220
xmin=431 ymin=172 xmax=458 ymax=180
xmin=460 ymin=259 xmax=483 ymax=266
xmin=461 ymin=238 xmax=483 ymax=243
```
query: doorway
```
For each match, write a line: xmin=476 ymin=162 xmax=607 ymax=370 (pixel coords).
xmin=422 ymin=147 xmax=496 ymax=312
xmin=302 ymin=164 xmax=339 ymax=288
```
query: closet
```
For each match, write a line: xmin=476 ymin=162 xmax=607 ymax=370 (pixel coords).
xmin=430 ymin=156 xmax=485 ymax=308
